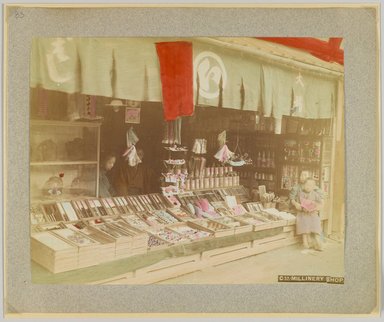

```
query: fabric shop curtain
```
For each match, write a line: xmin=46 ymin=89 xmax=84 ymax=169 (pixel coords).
xmin=30 ymin=37 xmax=337 ymax=119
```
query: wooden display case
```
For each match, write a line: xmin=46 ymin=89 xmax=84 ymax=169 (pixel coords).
xmin=277 ymin=134 xmax=333 ymax=222
xmin=30 ymin=186 xmax=300 ymax=276
xmin=30 ymin=120 xmax=101 ymax=202
xmin=188 ymin=218 xmax=234 ymax=237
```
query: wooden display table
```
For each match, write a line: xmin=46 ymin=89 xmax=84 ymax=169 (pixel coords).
xmin=32 ymin=223 xmax=298 ymax=285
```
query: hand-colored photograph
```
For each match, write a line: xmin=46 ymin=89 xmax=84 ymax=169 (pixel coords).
xmin=29 ymin=36 xmax=345 ymax=285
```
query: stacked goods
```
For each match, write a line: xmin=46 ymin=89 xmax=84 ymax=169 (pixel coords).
xmin=188 ymin=218 xmax=234 ymax=237
xmin=120 ymin=214 xmax=151 ymax=231
xmin=168 ymin=222 xmax=213 ymax=241
xmin=87 ymin=219 xmax=145 ymax=259
xmin=152 ymin=210 xmax=180 ymax=224
xmin=104 ymin=218 xmax=148 ymax=255
xmin=211 ymin=216 xmax=253 ymax=234
xmin=31 ymin=231 xmax=78 ymax=273
xmin=65 ymin=221 xmax=115 ymax=262
xmin=51 ymin=228 xmax=102 ymax=268
xmin=232 ymin=213 xmax=274 ymax=231
xmin=100 ymin=198 xmax=122 ymax=216
xmin=136 ymin=211 xmax=166 ymax=227
xmin=146 ymin=227 xmax=190 ymax=245
xmin=30 ymin=185 xmax=298 ymax=273
xmin=262 ymin=208 xmax=296 ymax=224
xmin=167 ymin=207 xmax=195 ymax=222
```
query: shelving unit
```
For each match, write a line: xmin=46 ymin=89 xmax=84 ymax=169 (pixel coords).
xmin=30 ymin=120 xmax=101 ymax=202
xmin=277 ymin=134 xmax=333 ymax=223
xmin=226 ymin=132 xmax=278 ymax=192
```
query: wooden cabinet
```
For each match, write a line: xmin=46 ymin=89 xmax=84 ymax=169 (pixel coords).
xmin=277 ymin=135 xmax=333 ymax=220
xmin=30 ymin=120 xmax=101 ymax=202
xmin=226 ymin=132 xmax=279 ymax=192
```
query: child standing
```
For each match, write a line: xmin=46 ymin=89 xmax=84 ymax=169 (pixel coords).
xmin=290 ymin=177 xmax=324 ymax=251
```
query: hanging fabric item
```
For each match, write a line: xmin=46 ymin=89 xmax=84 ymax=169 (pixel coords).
xmin=126 ymin=127 xmax=139 ymax=147
xmin=156 ymin=41 xmax=194 ymax=121
xmin=123 ymin=127 xmax=141 ymax=167
xmin=218 ymin=75 xmax=223 ymax=108
xmin=195 ymin=72 xmax=200 ymax=106
xmin=37 ymin=87 xmax=48 ymax=118
xmin=291 ymin=72 xmax=306 ymax=116
xmin=192 ymin=139 xmax=207 ymax=154
xmin=217 ymin=130 xmax=227 ymax=148
xmin=240 ymin=77 xmax=245 ymax=110
xmin=214 ymin=130 xmax=233 ymax=163
xmin=162 ymin=117 xmax=182 ymax=145
xmin=123 ymin=145 xmax=142 ymax=167
xmin=214 ymin=144 xmax=234 ymax=163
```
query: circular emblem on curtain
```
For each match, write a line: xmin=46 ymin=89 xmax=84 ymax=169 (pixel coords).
xmin=194 ymin=51 xmax=227 ymax=99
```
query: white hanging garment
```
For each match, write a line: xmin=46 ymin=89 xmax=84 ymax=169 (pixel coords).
xmin=123 ymin=145 xmax=142 ymax=167
xmin=214 ymin=144 xmax=234 ymax=163
xmin=217 ymin=130 xmax=227 ymax=147
xmin=126 ymin=127 xmax=139 ymax=147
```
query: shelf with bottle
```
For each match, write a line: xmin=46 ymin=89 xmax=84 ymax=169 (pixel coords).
xmin=279 ymin=160 xmax=320 ymax=167
xmin=184 ymin=166 xmax=240 ymax=191
xmin=281 ymin=139 xmax=322 ymax=164
xmin=279 ymin=165 xmax=320 ymax=191
xmin=254 ymin=150 xmax=276 ymax=169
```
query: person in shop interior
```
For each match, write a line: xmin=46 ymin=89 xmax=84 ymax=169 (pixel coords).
xmin=98 ymin=153 xmax=117 ymax=198
xmin=112 ymin=146 xmax=154 ymax=196
xmin=289 ymin=171 xmax=324 ymax=251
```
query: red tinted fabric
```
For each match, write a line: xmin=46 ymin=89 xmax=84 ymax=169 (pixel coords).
xmin=156 ymin=42 xmax=194 ymax=121
xmin=256 ymin=37 xmax=344 ymax=65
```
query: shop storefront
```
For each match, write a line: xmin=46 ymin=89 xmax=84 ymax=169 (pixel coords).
xmin=29 ymin=37 xmax=345 ymax=284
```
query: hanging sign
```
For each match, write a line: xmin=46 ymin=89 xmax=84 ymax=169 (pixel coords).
xmin=125 ymin=107 xmax=141 ymax=124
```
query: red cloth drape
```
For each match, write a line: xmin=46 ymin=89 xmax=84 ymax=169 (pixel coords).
xmin=156 ymin=42 xmax=194 ymax=121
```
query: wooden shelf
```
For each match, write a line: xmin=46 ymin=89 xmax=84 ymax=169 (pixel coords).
xmin=30 ymin=119 xmax=102 ymax=127
xmin=30 ymin=161 xmax=98 ymax=166
xmin=279 ymin=161 xmax=320 ymax=167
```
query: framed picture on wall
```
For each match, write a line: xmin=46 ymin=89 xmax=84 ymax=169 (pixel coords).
xmin=125 ymin=107 xmax=141 ymax=124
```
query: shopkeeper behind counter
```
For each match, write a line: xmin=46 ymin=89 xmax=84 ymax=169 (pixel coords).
xmin=98 ymin=153 xmax=117 ymax=198
xmin=112 ymin=147 xmax=154 ymax=196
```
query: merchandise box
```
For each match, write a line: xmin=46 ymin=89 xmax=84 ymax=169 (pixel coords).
xmin=86 ymin=199 xmax=110 ymax=217
xmin=231 ymin=213 xmax=276 ymax=231
xmin=211 ymin=216 xmax=253 ymax=235
xmin=114 ymin=196 xmax=135 ymax=214
xmin=50 ymin=228 xmax=103 ymax=268
xmin=146 ymin=234 xmax=171 ymax=251
xmin=151 ymin=209 xmax=181 ymax=225
xmin=31 ymin=231 xmax=78 ymax=273
xmin=167 ymin=207 xmax=195 ymax=222
xmin=136 ymin=211 xmax=167 ymax=227
xmin=125 ymin=196 xmax=147 ymax=212
xmin=120 ymin=214 xmax=151 ymax=231
xmin=188 ymin=218 xmax=234 ymax=237
xmin=167 ymin=222 xmax=213 ymax=241
xmin=70 ymin=200 xmax=95 ymax=219
xmin=64 ymin=222 xmax=116 ymax=262
xmin=101 ymin=198 xmax=123 ymax=216
xmin=146 ymin=227 xmax=191 ymax=245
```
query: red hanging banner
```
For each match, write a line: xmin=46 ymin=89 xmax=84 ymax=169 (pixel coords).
xmin=156 ymin=41 xmax=194 ymax=121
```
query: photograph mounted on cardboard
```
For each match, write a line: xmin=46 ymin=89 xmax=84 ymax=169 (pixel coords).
xmin=29 ymin=36 xmax=345 ymax=285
